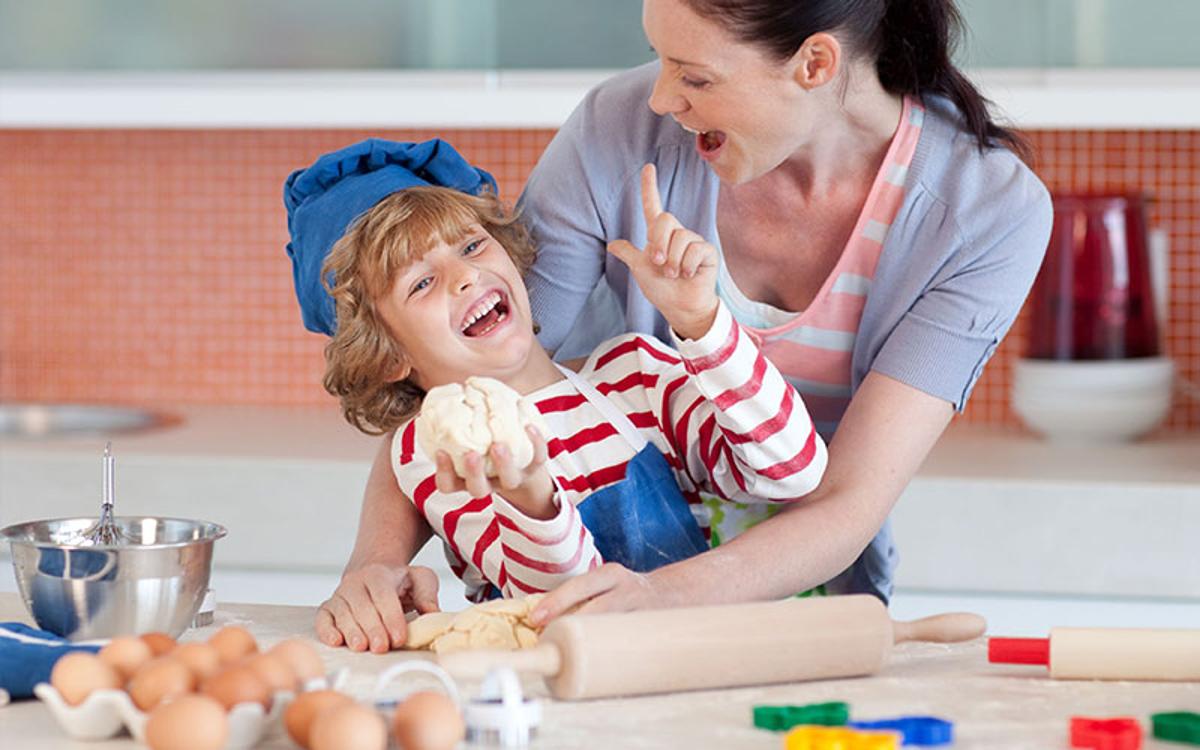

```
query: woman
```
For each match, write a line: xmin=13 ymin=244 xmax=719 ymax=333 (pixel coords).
xmin=315 ymin=0 xmax=1051 ymax=651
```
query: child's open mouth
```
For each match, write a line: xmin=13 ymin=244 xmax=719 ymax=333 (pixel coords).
xmin=460 ymin=290 xmax=510 ymax=337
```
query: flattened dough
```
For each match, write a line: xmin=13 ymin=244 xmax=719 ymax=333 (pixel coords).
xmin=404 ymin=594 xmax=545 ymax=654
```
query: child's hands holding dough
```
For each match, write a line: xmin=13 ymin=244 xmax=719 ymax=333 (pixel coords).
xmin=606 ymin=163 xmax=720 ymax=341
xmin=432 ymin=424 xmax=556 ymax=520
xmin=418 ymin=377 xmax=557 ymax=520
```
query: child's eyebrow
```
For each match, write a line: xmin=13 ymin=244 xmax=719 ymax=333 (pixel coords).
xmin=390 ymin=251 xmax=426 ymax=286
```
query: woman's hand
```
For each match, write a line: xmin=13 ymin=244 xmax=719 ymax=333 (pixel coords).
xmin=607 ymin=164 xmax=720 ymax=341
xmin=433 ymin=425 xmax=557 ymax=520
xmin=314 ymin=563 xmax=440 ymax=653
xmin=528 ymin=562 xmax=663 ymax=626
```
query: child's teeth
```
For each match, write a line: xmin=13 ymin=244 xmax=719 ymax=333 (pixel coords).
xmin=462 ymin=293 xmax=501 ymax=331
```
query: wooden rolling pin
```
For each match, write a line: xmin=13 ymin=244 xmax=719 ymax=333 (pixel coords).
xmin=438 ymin=594 xmax=985 ymax=700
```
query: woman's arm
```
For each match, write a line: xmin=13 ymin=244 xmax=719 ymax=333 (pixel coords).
xmin=530 ymin=371 xmax=953 ymax=621
xmin=314 ymin=433 xmax=437 ymax=652
xmin=519 ymin=115 xmax=611 ymax=354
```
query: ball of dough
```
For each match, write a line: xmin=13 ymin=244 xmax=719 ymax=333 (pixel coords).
xmin=416 ymin=377 xmax=549 ymax=477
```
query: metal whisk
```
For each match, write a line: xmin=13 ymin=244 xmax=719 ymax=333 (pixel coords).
xmin=74 ymin=442 xmax=131 ymax=545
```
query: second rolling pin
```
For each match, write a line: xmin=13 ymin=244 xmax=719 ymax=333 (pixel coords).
xmin=438 ymin=594 xmax=985 ymax=700
xmin=989 ymin=627 xmax=1200 ymax=680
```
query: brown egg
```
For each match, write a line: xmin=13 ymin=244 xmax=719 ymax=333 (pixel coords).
xmin=310 ymin=702 xmax=387 ymax=750
xmin=127 ymin=657 xmax=196 ymax=711
xmin=200 ymin=665 xmax=271 ymax=710
xmin=244 ymin=652 xmax=297 ymax=693
xmin=139 ymin=632 xmax=178 ymax=657
xmin=49 ymin=651 xmax=122 ymax=706
xmin=284 ymin=690 xmax=354 ymax=749
xmin=208 ymin=625 xmax=258 ymax=665
xmin=98 ymin=635 xmax=153 ymax=681
xmin=144 ymin=693 xmax=230 ymax=750
xmin=392 ymin=691 xmax=465 ymax=750
xmin=172 ymin=642 xmax=222 ymax=681
xmin=269 ymin=638 xmax=326 ymax=685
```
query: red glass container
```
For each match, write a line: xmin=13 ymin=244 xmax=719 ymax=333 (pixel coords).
xmin=1027 ymin=193 xmax=1160 ymax=360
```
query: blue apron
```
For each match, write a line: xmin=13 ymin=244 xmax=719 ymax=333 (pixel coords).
xmin=554 ymin=366 xmax=709 ymax=573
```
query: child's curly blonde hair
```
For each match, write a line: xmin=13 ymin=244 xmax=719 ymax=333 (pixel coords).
xmin=322 ymin=186 xmax=538 ymax=435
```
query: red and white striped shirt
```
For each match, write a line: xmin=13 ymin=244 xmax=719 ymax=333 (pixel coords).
xmin=391 ymin=302 xmax=827 ymax=600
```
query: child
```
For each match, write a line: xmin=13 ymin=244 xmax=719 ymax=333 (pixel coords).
xmin=284 ymin=138 xmax=827 ymax=604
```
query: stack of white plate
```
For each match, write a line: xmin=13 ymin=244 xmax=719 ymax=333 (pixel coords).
xmin=1011 ymin=357 xmax=1175 ymax=442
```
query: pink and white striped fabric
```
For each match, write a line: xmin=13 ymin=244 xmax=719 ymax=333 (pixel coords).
xmin=391 ymin=302 xmax=827 ymax=601
xmin=717 ymin=97 xmax=926 ymax=438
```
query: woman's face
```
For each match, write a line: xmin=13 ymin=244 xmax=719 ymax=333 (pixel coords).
xmin=642 ymin=0 xmax=814 ymax=185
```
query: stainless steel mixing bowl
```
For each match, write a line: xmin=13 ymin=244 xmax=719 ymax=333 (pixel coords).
xmin=1 ymin=516 xmax=226 ymax=640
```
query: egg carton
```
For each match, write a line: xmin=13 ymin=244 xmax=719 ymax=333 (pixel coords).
xmin=34 ymin=670 xmax=348 ymax=749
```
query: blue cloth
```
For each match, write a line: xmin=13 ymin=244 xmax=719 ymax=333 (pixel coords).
xmin=283 ymin=138 xmax=497 ymax=336
xmin=483 ymin=442 xmax=707 ymax=600
xmin=0 ymin=622 xmax=100 ymax=700
xmin=577 ymin=443 xmax=709 ymax=573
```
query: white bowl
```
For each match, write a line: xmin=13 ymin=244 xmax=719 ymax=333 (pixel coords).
xmin=1012 ymin=357 xmax=1175 ymax=442
xmin=1014 ymin=356 xmax=1175 ymax=393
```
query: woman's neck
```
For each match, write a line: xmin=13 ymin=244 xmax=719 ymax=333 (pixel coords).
xmin=776 ymin=67 xmax=904 ymax=197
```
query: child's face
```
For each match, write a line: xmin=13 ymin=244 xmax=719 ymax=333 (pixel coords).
xmin=377 ymin=223 xmax=538 ymax=391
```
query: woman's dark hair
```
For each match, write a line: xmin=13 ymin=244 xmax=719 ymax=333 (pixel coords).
xmin=682 ymin=0 xmax=1030 ymax=160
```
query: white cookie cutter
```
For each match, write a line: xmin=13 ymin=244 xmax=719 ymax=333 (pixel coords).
xmin=464 ymin=667 xmax=541 ymax=747
xmin=373 ymin=660 xmax=461 ymax=710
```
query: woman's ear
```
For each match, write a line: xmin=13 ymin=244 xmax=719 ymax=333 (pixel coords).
xmin=793 ymin=32 xmax=841 ymax=90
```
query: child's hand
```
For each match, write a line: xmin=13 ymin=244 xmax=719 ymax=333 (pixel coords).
xmin=434 ymin=425 xmax=557 ymax=520
xmin=607 ymin=163 xmax=720 ymax=341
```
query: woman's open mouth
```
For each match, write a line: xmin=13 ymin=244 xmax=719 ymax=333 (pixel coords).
xmin=678 ymin=121 xmax=727 ymax=161
xmin=697 ymin=130 xmax=726 ymax=158
xmin=460 ymin=290 xmax=511 ymax=337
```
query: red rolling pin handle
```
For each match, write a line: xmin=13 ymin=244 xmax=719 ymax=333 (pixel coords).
xmin=989 ymin=637 xmax=1050 ymax=667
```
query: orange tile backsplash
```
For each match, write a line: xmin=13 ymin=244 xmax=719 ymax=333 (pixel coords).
xmin=1 ymin=128 xmax=1197 ymax=430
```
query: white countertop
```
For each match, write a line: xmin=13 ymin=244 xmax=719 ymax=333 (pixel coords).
xmin=3 ymin=68 xmax=1200 ymax=129
xmin=2 ymin=407 xmax=1198 ymax=601
xmin=2 ymin=593 xmax=1199 ymax=749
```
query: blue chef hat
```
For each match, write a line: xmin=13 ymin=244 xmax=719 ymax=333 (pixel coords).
xmin=283 ymin=138 xmax=497 ymax=336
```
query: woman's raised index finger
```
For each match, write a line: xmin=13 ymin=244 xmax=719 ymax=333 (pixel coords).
xmin=640 ymin=163 xmax=663 ymax=223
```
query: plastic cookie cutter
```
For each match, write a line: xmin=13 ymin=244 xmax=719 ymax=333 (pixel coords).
xmin=754 ymin=701 xmax=850 ymax=731
xmin=1069 ymin=716 xmax=1142 ymax=750
xmin=783 ymin=725 xmax=899 ymax=750
xmin=1152 ymin=712 xmax=1200 ymax=746
xmin=464 ymin=667 xmax=542 ymax=747
xmin=373 ymin=660 xmax=462 ymax=711
xmin=849 ymin=716 xmax=954 ymax=746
